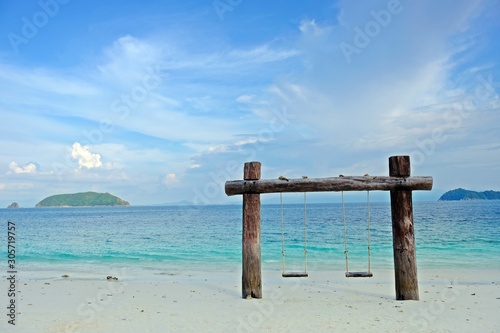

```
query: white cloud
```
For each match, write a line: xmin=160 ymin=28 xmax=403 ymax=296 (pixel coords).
xmin=0 ymin=63 xmax=99 ymax=97
xmin=163 ymin=173 xmax=179 ymax=187
xmin=71 ymin=142 xmax=103 ymax=169
xmin=235 ymin=138 xmax=259 ymax=146
xmin=0 ymin=1 xmax=497 ymax=206
xmin=270 ymin=0 xmax=488 ymax=153
xmin=207 ymin=145 xmax=226 ymax=153
xmin=236 ymin=95 xmax=255 ymax=103
xmin=9 ymin=162 xmax=37 ymax=174
xmin=227 ymin=44 xmax=298 ymax=65
xmin=98 ymin=35 xmax=163 ymax=83
xmin=299 ymin=19 xmax=332 ymax=37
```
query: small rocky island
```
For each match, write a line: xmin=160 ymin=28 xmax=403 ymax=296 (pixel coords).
xmin=7 ymin=202 xmax=19 ymax=208
xmin=35 ymin=192 xmax=130 ymax=207
xmin=439 ymin=188 xmax=500 ymax=201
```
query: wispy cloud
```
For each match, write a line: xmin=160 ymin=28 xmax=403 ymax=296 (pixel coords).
xmin=274 ymin=1 xmax=492 ymax=151
xmin=0 ymin=1 xmax=498 ymax=206
xmin=236 ymin=95 xmax=255 ymax=103
xmin=0 ymin=64 xmax=99 ymax=97
xmin=97 ymin=35 xmax=164 ymax=85
xmin=8 ymin=161 xmax=37 ymax=174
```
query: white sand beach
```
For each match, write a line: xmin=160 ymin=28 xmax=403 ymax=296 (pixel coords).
xmin=1 ymin=268 xmax=499 ymax=333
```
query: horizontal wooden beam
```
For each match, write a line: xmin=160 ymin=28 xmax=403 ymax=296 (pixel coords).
xmin=225 ymin=176 xmax=433 ymax=196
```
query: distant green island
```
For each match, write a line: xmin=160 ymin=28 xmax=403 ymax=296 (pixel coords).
xmin=439 ymin=188 xmax=500 ymax=201
xmin=35 ymin=192 xmax=130 ymax=208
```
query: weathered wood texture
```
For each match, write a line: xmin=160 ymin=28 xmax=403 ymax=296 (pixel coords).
xmin=282 ymin=272 xmax=309 ymax=278
xmin=226 ymin=176 xmax=432 ymax=196
xmin=232 ymin=157 xmax=425 ymax=300
xmin=243 ymin=162 xmax=261 ymax=180
xmin=345 ymin=271 xmax=373 ymax=278
xmin=242 ymin=162 xmax=262 ymax=299
xmin=389 ymin=156 xmax=419 ymax=300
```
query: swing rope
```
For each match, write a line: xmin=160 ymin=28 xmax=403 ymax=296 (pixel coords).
xmin=303 ymin=192 xmax=308 ymax=274
xmin=280 ymin=192 xmax=286 ymax=274
xmin=367 ymin=191 xmax=371 ymax=274
xmin=342 ymin=191 xmax=349 ymax=273
xmin=343 ymin=191 xmax=373 ymax=278
xmin=280 ymin=192 xmax=308 ymax=277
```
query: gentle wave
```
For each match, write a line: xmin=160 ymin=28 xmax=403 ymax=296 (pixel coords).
xmin=1 ymin=201 xmax=499 ymax=271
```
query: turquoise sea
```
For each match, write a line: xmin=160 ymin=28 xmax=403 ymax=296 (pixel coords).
xmin=1 ymin=201 xmax=499 ymax=276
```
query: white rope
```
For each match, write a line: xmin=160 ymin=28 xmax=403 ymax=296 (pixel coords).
xmin=280 ymin=192 xmax=286 ymax=274
xmin=281 ymin=192 xmax=308 ymax=275
xmin=342 ymin=191 xmax=349 ymax=273
xmin=344 ymin=191 xmax=372 ymax=276
xmin=303 ymin=192 xmax=308 ymax=273
xmin=367 ymin=191 xmax=371 ymax=273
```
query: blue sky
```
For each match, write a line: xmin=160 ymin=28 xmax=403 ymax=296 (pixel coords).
xmin=0 ymin=0 xmax=499 ymax=207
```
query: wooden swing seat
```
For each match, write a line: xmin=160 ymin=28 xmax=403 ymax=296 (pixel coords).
xmin=345 ymin=271 xmax=373 ymax=278
xmin=282 ymin=272 xmax=309 ymax=278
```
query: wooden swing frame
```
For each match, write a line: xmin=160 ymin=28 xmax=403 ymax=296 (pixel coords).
xmin=226 ymin=156 xmax=433 ymax=301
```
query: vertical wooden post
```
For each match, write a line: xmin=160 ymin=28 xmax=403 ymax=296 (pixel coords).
xmin=242 ymin=161 xmax=262 ymax=299
xmin=389 ymin=156 xmax=419 ymax=300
